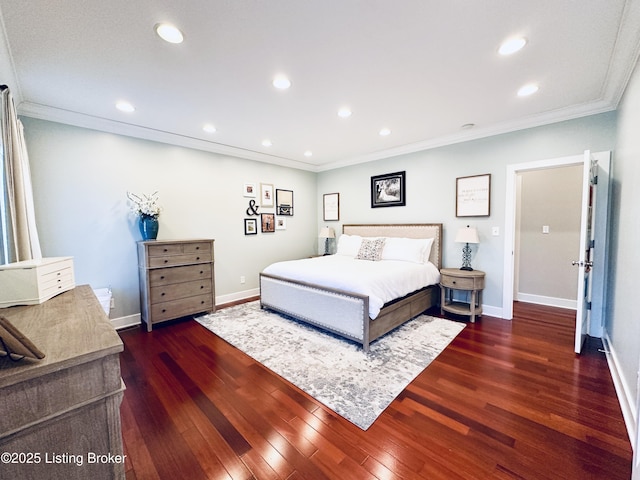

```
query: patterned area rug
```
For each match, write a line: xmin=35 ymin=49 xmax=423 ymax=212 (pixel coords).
xmin=196 ymin=301 xmax=465 ymax=430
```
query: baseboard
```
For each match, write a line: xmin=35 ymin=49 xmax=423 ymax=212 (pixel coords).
xmin=516 ymin=292 xmax=577 ymax=310
xmin=603 ymin=328 xmax=637 ymax=446
xmin=216 ymin=288 xmax=260 ymax=306
xmin=109 ymin=288 xmax=261 ymax=331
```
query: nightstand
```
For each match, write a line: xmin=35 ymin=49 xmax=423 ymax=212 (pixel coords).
xmin=440 ymin=268 xmax=485 ymax=322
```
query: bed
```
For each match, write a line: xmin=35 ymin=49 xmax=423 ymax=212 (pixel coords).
xmin=259 ymin=224 xmax=442 ymax=351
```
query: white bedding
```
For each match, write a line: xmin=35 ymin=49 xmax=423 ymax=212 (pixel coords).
xmin=262 ymin=255 xmax=440 ymax=319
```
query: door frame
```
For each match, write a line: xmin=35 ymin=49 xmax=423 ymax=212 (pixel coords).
xmin=502 ymin=151 xmax=610 ymax=331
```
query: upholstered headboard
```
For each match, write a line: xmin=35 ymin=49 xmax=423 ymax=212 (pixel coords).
xmin=342 ymin=223 xmax=443 ymax=269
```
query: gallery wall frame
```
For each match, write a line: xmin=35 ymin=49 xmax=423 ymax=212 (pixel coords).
xmin=244 ymin=218 xmax=257 ymax=235
xmin=456 ymin=173 xmax=491 ymax=217
xmin=260 ymin=183 xmax=274 ymax=207
xmin=276 ymin=189 xmax=293 ymax=216
xmin=371 ymin=171 xmax=405 ymax=208
xmin=261 ymin=213 xmax=275 ymax=233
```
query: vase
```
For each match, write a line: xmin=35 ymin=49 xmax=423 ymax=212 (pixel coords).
xmin=139 ymin=215 xmax=159 ymax=240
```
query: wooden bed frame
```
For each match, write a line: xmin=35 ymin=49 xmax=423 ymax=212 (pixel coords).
xmin=259 ymin=224 xmax=442 ymax=352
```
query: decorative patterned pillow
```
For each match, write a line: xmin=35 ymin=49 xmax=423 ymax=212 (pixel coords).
xmin=356 ymin=238 xmax=386 ymax=261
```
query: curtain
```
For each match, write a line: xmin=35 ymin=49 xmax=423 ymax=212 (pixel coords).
xmin=0 ymin=85 xmax=42 ymax=264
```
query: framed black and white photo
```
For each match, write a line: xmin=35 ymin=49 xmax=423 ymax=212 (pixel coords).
xmin=323 ymin=192 xmax=340 ymax=221
xmin=456 ymin=174 xmax=491 ymax=217
xmin=276 ymin=189 xmax=293 ymax=216
xmin=371 ymin=171 xmax=405 ymax=208
xmin=275 ymin=217 xmax=287 ymax=230
xmin=244 ymin=218 xmax=257 ymax=235
xmin=261 ymin=213 xmax=275 ymax=232
xmin=260 ymin=183 xmax=274 ymax=207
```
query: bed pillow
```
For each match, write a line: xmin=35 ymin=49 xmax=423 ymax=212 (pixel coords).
xmin=336 ymin=234 xmax=363 ymax=257
xmin=356 ymin=238 xmax=386 ymax=261
xmin=381 ymin=237 xmax=435 ymax=264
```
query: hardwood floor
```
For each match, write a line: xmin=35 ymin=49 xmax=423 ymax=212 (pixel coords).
xmin=118 ymin=302 xmax=632 ymax=479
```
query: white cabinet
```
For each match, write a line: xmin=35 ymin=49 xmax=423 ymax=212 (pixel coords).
xmin=0 ymin=257 xmax=75 ymax=308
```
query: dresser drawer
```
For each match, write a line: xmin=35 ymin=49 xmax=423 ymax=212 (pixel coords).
xmin=441 ymin=274 xmax=478 ymax=290
xmin=150 ymin=279 xmax=213 ymax=304
xmin=148 ymin=252 xmax=212 ymax=268
xmin=149 ymin=263 xmax=212 ymax=285
xmin=150 ymin=294 xmax=213 ymax=323
xmin=148 ymin=243 xmax=184 ymax=257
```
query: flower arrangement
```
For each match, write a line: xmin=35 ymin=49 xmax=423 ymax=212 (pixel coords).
xmin=127 ymin=191 xmax=161 ymax=218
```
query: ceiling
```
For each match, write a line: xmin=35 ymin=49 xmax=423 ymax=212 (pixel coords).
xmin=1 ymin=1 xmax=639 ymax=172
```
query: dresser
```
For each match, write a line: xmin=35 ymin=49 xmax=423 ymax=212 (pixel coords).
xmin=440 ymin=268 xmax=485 ymax=323
xmin=137 ymin=239 xmax=215 ymax=331
xmin=0 ymin=257 xmax=75 ymax=308
xmin=0 ymin=285 xmax=125 ymax=479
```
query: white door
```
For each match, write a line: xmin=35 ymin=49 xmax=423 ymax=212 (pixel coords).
xmin=573 ymin=150 xmax=597 ymax=354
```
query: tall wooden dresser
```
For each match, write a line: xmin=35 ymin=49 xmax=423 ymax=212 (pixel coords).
xmin=137 ymin=239 xmax=215 ymax=331
xmin=0 ymin=286 xmax=125 ymax=479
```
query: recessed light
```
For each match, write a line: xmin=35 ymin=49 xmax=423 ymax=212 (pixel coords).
xmin=262 ymin=139 xmax=272 ymax=147
xmin=116 ymin=101 xmax=135 ymax=113
xmin=155 ymin=23 xmax=184 ymax=44
xmin=338 ymin=107 xmax=352 ymax=118
xmin=203 ymin=124 xmax=216 ymax=133
xmin=273 ymin=75 xmax=291 ymax=90
xmin=517 ymin=83 xmax=539 ymax=97
xmin=499 ymin=37 xmax=527 ymax=55
xmin=304 ymin=150 xmax=313 ymax=157
xmin=379 ymin=128 xmax=391 ymax=136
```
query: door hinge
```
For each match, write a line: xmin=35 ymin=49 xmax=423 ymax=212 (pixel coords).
xmin=590 ymin=239 xmax=595 ymax=249
xmin=593 ymin=175 xmax=598 ymax=185
xmin=587 ymin=301 xmax=592 ymax=311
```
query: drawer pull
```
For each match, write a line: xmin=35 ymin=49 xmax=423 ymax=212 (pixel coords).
xmin=200 ymin=285 xmax=204 ymax=289
xmin=196 ymin=246 xmax=200 ymax=250
xmin=162 ymin=309 xmax=166 ymax=313
xmin=200 ymin=271 xmax=204 ymax=274
xmin=161 ymin=292 xmax=165 ymax=296
xmin=196 ymin=256 xmax=200 ymax=260
xmin=163 ymin=248 xmax=168 ymax=252
xmin=57 ymin=272 xmax=61 ymax=276
xmin=164 ymin=259 xmax=169 ymax=264
xmin=452 ymin=281 xmax=456 ymax=284
xmin=160 ymin=275 xmax=165 ymax=280
xmin=201 ymin=301 xmax=205 ymax=304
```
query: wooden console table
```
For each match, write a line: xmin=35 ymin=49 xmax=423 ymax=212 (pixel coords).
xmin=0 ymin=286 xmax=125 ymax=479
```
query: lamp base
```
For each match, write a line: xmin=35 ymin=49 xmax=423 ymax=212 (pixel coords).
xmin=459 ymin=266 xmax=474 ymax=271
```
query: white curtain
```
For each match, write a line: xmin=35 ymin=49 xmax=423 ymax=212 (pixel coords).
xmin=0 ymin=85 xmax=42 ymax=264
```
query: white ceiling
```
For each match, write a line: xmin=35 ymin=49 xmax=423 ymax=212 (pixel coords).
xmin=1 ymin=1 xmax=639 ymax=172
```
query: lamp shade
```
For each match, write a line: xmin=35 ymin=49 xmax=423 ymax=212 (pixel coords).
xmin=455 ymin=226 xmax=479 ymax=244
xmin=319 ymin=227 xmax=335 ymax=239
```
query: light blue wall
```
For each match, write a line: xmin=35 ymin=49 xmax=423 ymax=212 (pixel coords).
xmin=22 ymin=118 xmax=317 ymax=319
xmin=317 ymin=112 xmax=617 ymax=314
xmin=608 ymin=56 xmax=640 ymax=409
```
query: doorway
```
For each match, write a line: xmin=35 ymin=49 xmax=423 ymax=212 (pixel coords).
xmin=502 ymin=151 xmax=610 ymax=340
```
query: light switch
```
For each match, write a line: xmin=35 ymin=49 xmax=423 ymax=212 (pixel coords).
xmin=542 ymin=225 xmax=550 ymax=234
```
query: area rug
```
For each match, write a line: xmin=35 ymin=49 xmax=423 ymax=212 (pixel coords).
xmin=196 ymin=301 xmax=465 ymax=430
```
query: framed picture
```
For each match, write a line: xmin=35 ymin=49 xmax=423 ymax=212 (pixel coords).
xmin=243 ymin=183 xmax=256 ymax=197
xmin=456 ymin=174 xmax=491 ymax=217
xmin=261 ymin=213 xmax=275 ymax=232
xmin=275 ymin=217 xmax=287 ymax=230
xmin=260 ymin=183 xmax=274 ymax=207
xmin=244 ymin=218 xmax=257 ymax=235
xmin=371 ymin=171 xmax=405 ymax=208
xmin=276 ymin=189 xmax=293 ymax=216
xmin=323 ymin=192 xmax=340 ymax=221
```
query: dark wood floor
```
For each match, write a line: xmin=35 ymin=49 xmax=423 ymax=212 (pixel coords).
xmin=118 ymin=302 xmax=632 ymax=479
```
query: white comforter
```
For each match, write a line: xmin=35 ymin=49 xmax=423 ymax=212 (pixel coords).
xmin=262 ymin=255 xmax=440 ymax=319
